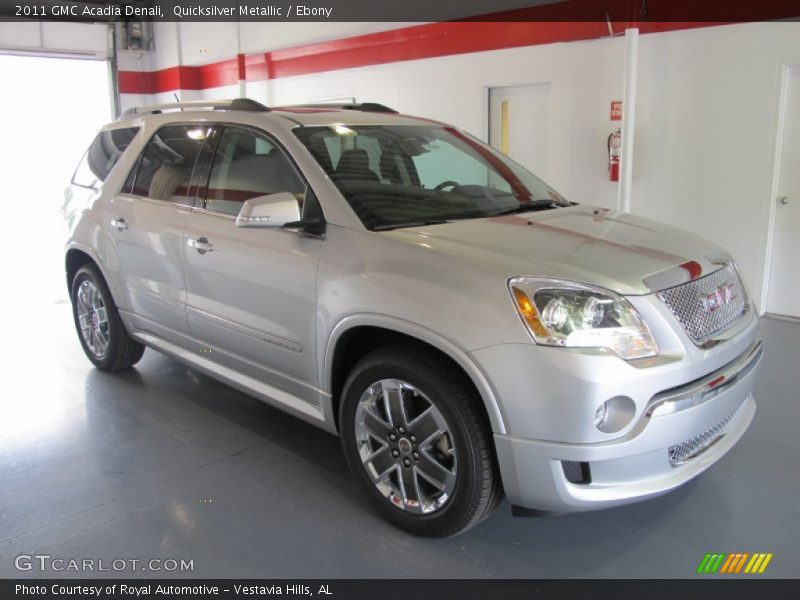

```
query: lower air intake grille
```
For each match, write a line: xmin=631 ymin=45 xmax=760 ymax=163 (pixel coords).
xmin=562 ymin=461 xmax=591 ymax=484
xmin=668 ymin=402 xmax=745 ymax=465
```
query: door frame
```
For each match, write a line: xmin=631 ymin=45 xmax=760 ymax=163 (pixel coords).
xmin=761 ymin=59 xmax=800 ymax=315
xmin=482 ymin=80 xmax=557 ymax=181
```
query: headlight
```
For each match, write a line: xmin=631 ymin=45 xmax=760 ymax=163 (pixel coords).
xmin=509 ymin=278 xmax=658 ymax=360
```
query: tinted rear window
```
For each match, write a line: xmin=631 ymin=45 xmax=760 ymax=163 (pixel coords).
xmin=72 ymin=127 xmax=140 ymax=189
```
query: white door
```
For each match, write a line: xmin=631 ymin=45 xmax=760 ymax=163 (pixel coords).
xmin=767 ymin=66 xmax=800 ymax=318
xmin=488 ymin=83 xmax=552 ymax=180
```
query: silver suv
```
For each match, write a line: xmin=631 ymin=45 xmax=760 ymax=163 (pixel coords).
xmin=64 ymin=99 xmax=762 ymax=536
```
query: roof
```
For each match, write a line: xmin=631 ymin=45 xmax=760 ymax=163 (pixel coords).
xmin=271 ymin=107 xmax=444 ymax=127
xmin=115 ymin=99 xmax=445 ymax=128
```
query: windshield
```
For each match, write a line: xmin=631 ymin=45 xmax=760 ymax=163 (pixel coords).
xmin=293 ymin=124 xmax=570 ymax=230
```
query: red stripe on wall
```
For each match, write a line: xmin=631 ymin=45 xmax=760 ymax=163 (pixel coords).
xmin=119 ymin=66 xmax=200 ymax=94
xmin=118 ymin=70 xmax=153 ymax=95
xmin=117 ymin=5 xmax=793 ymax=97
xmin=198 ymin=58 xmax=240 ymax=88
xmin=248 ymin=21 xmax=610 ymax=81
xmin=119 ymin=62 xmax=241 ymax=94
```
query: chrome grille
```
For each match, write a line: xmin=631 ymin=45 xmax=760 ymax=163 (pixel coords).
xmin=657 ymin=265 xmax=747 ymax=345
xmin=668 ymin=401 xmax=745 ymax=465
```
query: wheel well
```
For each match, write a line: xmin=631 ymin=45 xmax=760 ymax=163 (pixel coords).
xmin=65 ymin=249 xmax=95 ymax=291
xmin=330 ymin=326 xmax=489 ymax=432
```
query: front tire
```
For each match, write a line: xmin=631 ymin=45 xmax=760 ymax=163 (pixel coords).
xmin=340 ymin=344 xmax=502 ymax=537
xmin=71 ymin=264 xmax=144 ymax=371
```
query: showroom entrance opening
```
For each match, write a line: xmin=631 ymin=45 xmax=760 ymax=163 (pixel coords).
xmin=0 ymin=54 xmax=111 ymax=304
xmin=766 ymin=65 xmax=800 ymax=319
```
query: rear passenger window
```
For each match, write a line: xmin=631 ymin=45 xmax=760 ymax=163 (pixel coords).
xmin=204 ymin=126 xmax=305 ymax=216
xmin=128 ymin=125 xmax=210 ymax=205
xmin=72 ymin=127 xmax=140 ymax=189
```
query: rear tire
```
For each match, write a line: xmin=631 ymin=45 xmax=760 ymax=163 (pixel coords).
xmin=340 ymin=343 xmax=502 ymax=537
xmin=71 ymin=264 xmax=144 ymax=371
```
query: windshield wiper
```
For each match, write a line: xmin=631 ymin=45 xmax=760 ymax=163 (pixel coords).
xmin=372 ymin=219 xmax=450 ymax=231
xmin=490 ymin=200 xmax=566 ymax=217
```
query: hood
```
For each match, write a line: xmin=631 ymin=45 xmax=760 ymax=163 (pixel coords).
xmin=385 ymin=205 xmax=729 ymax=295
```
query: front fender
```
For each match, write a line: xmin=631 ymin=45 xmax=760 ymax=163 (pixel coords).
xmin=322 ymin=313 xmax=508 ymax=435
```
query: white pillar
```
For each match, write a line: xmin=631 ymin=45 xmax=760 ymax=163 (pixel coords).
xmin=174 ymin=22 xmax=183 ymax=101
xmin=618 ymin=27 xmax=639 ymax=213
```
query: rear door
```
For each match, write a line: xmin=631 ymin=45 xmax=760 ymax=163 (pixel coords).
xmin=183 ymin=124 xmax=322 ymax=405
xmin=109 ymin=124 xmax=212 ymax=343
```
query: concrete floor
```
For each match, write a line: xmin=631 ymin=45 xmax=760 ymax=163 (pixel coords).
xmin=0 ymin=290 xmax=798 ymax=578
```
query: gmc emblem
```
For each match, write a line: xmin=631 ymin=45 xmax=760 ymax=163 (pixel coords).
xmin=703 ymin=282 xmax=738 ymax=313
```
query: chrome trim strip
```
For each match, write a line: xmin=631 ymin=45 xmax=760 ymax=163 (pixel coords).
xmin=117 ymin=192 xmax=194 ymax=211
xmin=646 ymin=338 xmax=763 ymax=418
xmin=185 ymin=305 xmax=303 ymax=353
xmin=188 ymin=206 xmax=236 ymax=220
xmin=121 ymin=309 xmax=321 ymax=397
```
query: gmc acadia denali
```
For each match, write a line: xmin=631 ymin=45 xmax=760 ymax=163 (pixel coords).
xmin=63 ymin=99 xmax=762 ymax=536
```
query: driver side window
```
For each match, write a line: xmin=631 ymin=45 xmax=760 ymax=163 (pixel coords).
xmin=204 ymin=126 xmax=306 ymax=216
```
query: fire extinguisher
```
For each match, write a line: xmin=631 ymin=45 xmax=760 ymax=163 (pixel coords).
xmin=608 ymin=128 xmax=621 ymax=182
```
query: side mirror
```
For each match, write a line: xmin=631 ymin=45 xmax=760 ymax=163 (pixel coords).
xmin=235 ymin=192 xmax=301 ymax=228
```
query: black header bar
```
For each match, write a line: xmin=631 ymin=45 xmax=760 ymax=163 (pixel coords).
xmin=3 ymin=579 xmax=800 ymax=600
xmin=1 ymin=0 xmax=799 ymax=23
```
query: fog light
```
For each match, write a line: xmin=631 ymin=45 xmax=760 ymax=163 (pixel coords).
xmin=594 ymin=402 xmax=609 ymax=428
xmin=594 ymin=396 xmax=637 ymax=433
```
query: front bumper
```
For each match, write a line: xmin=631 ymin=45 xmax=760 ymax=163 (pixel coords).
xmin=475 ymin=321 xmax=762 ymax=512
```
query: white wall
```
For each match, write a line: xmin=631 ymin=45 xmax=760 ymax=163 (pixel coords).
xmin=633 ymin=22 xmax=800 ymax=309
xmin=124 ymin=21 xmax=800 ymax=308
xmin=144 ymin=21 xmax=412 ymax=68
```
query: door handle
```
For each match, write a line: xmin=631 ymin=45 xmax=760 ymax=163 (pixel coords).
xmin=187 ymin=237 xmax=214 ymax=254
xmin=110 ymin=217 xmax=128 ymax=231
xmin=778 ymin=196 xmax=789 ymax=206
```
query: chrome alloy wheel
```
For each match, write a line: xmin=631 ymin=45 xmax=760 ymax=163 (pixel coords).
xmin=354 ymin=379 xmax=457 ymax=514
xmin=76 ymin=280 xmax=110 ymax=358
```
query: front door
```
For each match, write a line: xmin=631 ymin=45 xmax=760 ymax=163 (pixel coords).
xmin=183 ymin=124 xmax=322 ymax=404
xmin=767 ymin=66 xmax=800 ymax=318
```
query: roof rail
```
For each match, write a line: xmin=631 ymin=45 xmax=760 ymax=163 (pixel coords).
xmin=277 ymin=102 xmax=398 ymax=114
xmin=122 ymin=98 xmax=270 ymax=118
